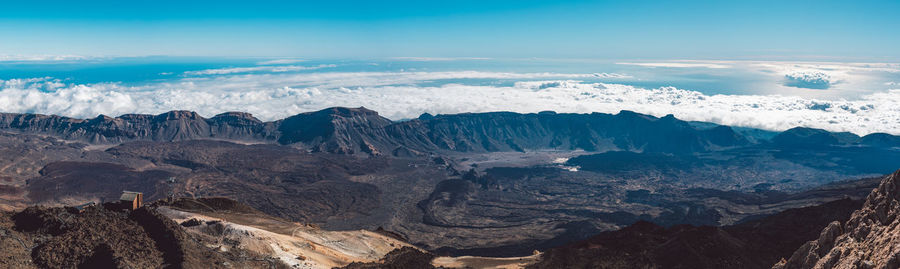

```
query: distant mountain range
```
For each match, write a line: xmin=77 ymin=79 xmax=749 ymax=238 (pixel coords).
xmin=3 ymin=107 xmax=897 ymax=156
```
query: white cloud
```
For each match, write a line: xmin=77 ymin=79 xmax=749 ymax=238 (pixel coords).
xmin=751 ymin=61 xmax=900 ymax=74
xmin=784 ymin=71 xmax=833 ymax=89
xmin=617 ymin=60 xmax=900 ymax=92
xmin=256 ymin=59 xmax=306 ymax=65
xmin=391 ymin=57 xmax=492 ymax=61
xmin=1 ymin=72 xmax=899 ymax=136
xmin=592 ymin=72 xmax=631 ymax=79
xmin=184 ymin=64 xmax=337 ymax=75
xmin=173 ymin=70 xmax=605 ymax=90
xmin=0 ymin=55 xmax=90 ymax=62
xmin=616 ymin=62 xmax=732 ymax=69
xmin=0 ymin=77 xmax=67 ymax=91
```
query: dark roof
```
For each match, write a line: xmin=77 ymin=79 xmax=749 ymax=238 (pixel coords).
xmin=120 ymin=191 xmax=142 ymax=201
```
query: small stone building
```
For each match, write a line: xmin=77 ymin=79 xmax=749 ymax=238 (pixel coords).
xmin=119 ymin=191 xmax=143 ymax=210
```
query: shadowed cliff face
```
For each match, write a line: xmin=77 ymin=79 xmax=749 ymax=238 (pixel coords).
xmin=774 ymin=170 xmax=900 ymax=269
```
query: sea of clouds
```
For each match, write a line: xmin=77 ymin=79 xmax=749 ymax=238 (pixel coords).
xmin=1 ymin=69 xmax=899 ymax=135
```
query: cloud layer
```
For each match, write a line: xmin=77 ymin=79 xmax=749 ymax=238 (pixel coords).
xmin=1 ymin=71 xmax=899 ymax=136
xmin=784 ymin=71 xmax=833 ymax=89
xmin=0 ymin=54 xmax=90 ymax=62
xmin=617 ymin=62 xmax=732 ymax=69
xmin=184 ymin=64 xmax=337 ymax=75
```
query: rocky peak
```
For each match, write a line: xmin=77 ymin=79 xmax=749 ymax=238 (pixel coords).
xmin=86 ymin=115 xmax=124 ymax=128
xmin=772 ymin=127 xmax=859 ymax=148
xmin=316 ymin=106 xmax=381 ymax=118
xmin=418 ymin=112 xmax=435 ymax=120
xmin=702 ymin=125 xmax=750 ymax=147
xmin=859 ymin=133 xmax=900 ymax=148
xmin=154 ymin=111 xmax=202 ymax=121
xmin=210 ymin=112 xmax=262 ymax=124
xmin=615 ymin=110 xmax=656 ymax=121
xmin=213 ymin=111 xmax=256 ymax=119
xmin=275 ymin=107 xmax=393 ymax=152
xmin=774 ymin=169 xmax=900 ymax=269
xmin=92 ymin=115 xmax=115 ymax=122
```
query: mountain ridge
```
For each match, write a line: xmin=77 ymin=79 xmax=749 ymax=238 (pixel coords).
xmin=2 ymin=107 xmax=897 ymax=155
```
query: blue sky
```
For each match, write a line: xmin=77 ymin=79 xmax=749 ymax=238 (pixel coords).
xmin=3 ymin=1 xmax=900 ymax=136
xmin=2 ymin=0 xmax=899 ymax=60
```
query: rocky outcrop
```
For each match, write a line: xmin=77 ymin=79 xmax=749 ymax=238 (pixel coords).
xmin=774 ymin=170 xmax=900 ymax=269
xmin=208 ymin=111 xmax=275 ymax=140
xmin=14 ymin=206 xmax=166 ymax=269
xmin=1 ymin=204 xmax=295 ymax=268
xmin=339 ymin=247 xmax=436 ymax=269
xmin=275 ymin=107 xmax=394 ymax=154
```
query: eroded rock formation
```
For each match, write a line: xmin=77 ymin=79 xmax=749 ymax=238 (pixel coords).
xmin=774 ymin=170 xmax=900 ymax=269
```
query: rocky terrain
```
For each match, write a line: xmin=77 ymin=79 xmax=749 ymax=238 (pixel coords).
xmin=1 ymin=107 xmax=899 ymax=266
xmin=413 ymin=167 xmax=881 ymax=256
xmin=0 ymin=201 xmax=291 ymax=268
xmin=0 ymin=197 xmax=424 ymax=269
xmin=161 ymin=197 xmax=414 ymax=268
xmin=517 ymin=170 xmax=900 ymax=269
xmin=774 ymin=170 xmax=900 ymax=269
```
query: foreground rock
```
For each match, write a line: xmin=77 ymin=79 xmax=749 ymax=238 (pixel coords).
xmin=0 ymin=202 xmax=288 ymax=268
xmin=0 ymin=197 xmax=427 ymax=269
xmin=774 ymin=170 xmax=900 ymax=269
xmin=339 ymin=247 xmax=436 ymax=269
